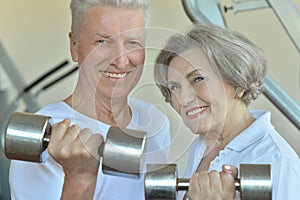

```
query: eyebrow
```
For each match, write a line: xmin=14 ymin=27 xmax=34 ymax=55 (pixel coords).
xmin=95 ymin=32 xmax=144 ymax=41
xmin=166 ymin=67 xmax=204 ymax=85
xmin=95 ymin=32 xmax=112 ymax=39
xmin=166 ymin=80 xmax=178 ymax=86
xmin=186 ymin=67 xmax=204 ymax=79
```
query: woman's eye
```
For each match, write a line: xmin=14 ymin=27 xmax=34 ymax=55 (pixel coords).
xmin=168 ymin=84 xmax=180 ymax=91
xmin=193 ymin=76 xmax=204 ymax=83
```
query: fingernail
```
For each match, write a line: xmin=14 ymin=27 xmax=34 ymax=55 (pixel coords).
xmin=224 ymin=165 xmax=232 ymax=172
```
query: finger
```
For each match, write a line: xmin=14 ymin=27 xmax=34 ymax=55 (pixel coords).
xmin=48 ymin=118 xmax=71 ymax=154
xmin=70 ymin=128 xmax=93 ymax=156
xmin=187 ymin=173 xmax=200 ymax=200
xmin=198 ymin=171 xmax=210 ymax=194
xmin=222 ymin=164 xmax=238 ymax=178
xmin=75 ymin=129 xmax=103 ymax=161
xmin=85 ymin=134 xmax=104 ymax=161
xmin=49 ymin=124 xmax=81 ymax=160
xmin=51 ymin=118 xmax=71 ymax=142
xmin=220 ymin=172 xmax=236 ymax=199
xmin=77 ymin=128 xmax=94 ymax=144
xmin=209 ymin=170 xmax=222 ymax=193
xmin=189 ymin=173 xmax=201 ymax=192
xmin=63 ymin=124 xmax=82 ymax=142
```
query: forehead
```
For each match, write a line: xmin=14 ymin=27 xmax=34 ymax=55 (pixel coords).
xmin=168 ymin=48 xmax=212 ymax=78
xmin=83 ymin=6 xmax=145 ymax=36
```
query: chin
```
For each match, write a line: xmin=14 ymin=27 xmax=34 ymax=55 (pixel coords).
xmin=189 ymin=124 xmax=210 ymax=136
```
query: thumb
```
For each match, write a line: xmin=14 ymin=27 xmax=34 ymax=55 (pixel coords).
xmin=222 ymin=164 xmax=238 ymax=179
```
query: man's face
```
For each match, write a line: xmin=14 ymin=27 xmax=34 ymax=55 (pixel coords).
xmin=70 ymin=6 xmax=146 ymax=100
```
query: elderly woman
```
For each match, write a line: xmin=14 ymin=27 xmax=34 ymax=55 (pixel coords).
xmin=154 ymin=24 xmax=300 ymax=199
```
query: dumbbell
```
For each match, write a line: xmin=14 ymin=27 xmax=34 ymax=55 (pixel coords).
xmin=4 ymin=112 xmax=147 ymax=179
xmin=145 ymin=163 xmax=272 ymax=200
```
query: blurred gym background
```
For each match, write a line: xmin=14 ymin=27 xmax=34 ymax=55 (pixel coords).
xmin=0 ymin=0 xmax=299 ymax=199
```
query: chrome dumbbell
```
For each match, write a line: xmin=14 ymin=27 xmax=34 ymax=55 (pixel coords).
xmin=5 ymin=112 xmax=147 ymax=179
xmin=145 ymin=163 xmax=272 ymax=200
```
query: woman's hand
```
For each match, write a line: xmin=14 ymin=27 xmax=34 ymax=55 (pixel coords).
xmin=186 ymin=165 xmax=238 ymax=200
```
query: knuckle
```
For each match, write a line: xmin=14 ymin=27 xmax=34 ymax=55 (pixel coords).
xmin=69 ymin=124 xmax=81 ymax=132
xmin=209 ymin=170 xmax=220 ymax=177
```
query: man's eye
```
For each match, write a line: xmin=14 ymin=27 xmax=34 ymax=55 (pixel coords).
xmin=129 ymin=41 xmax=138 ymax=45
xmin=98 ymin=39 xmax=106 ymax=45
xmin=128 ymin=40 xmax=143 ymax=48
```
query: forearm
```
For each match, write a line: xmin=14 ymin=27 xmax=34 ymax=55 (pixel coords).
xmin=61 ymin=173 xmax=97 ymax=200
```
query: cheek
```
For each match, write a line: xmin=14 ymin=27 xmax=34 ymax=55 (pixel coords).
xmin=129 ymin=49 xmax=145 ymax=66
xmin=78 ymin=45 xmax=106 ymax=67
xmin=170 ymin=95 xmax=181 ymax=114
xmin=194 ymin=83 xmax=211 ymax=102
xmin=199 ymin=79 xmax=228 ymax=102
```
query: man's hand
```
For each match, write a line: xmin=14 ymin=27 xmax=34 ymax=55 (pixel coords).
xmin=48 ymin=118 xmax=104 ymax=200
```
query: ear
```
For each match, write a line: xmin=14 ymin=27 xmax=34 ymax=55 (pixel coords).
xmin=69 ymin=32 xmax=78 ymax=62
xmin=235 ymin=87 xmax=245 ymax=98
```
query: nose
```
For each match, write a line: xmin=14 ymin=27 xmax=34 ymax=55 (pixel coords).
xmin=111 ymin=43 xmax=129 ymax=69
xmin=179 ymin=85 xmax=196 ymax=106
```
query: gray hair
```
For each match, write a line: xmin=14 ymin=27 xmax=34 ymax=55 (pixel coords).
xmin=70 ymin=0 xmax=151 ymax=41
xmin=154 ymin=23 xmax=268 ymax=106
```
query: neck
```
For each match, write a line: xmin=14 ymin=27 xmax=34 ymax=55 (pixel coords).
xmin=205 ymin=105 xmax=254 ymax=154
xmin=64 ymin=92 xmax=132 ymax=128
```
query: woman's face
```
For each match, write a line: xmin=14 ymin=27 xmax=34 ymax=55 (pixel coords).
xmin=167 ymin=48 xmax=238 ymax=137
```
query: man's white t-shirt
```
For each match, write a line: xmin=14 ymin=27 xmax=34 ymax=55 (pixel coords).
xmin=9 ymin=98 xmax=170 ymax=200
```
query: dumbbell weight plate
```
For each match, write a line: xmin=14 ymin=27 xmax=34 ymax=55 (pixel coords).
xmin=5 ymin=112 xmax=52 ymax=162
xmin=145 ymin=164 xmax=178 ymax=200
xmin=102 ymin=127 xmax=147 ymax=179
xmin=239 ymin=164 xmax=272 ymax=199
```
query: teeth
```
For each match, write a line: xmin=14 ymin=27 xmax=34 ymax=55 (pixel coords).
xmin=187 ymin=107 xmax=207 ymax=116
xmin=102 ymin=72 xmax=127 ymax=78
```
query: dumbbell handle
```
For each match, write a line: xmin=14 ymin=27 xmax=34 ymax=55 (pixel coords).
xmin=176 ymin=178 xmax=241 ymax=191
xmin=42 ymin=132 xmax=106 ymax=158
xmin=18 ymin=119 xmax=107 ymax=158
xmin=42 ymin=134 xmax=50 ymax=150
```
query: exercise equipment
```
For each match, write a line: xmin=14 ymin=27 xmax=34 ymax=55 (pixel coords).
xmin=4 ymin=112 xmax=147 ymax=179
xmin=145 ymin=163 xmax=272 ymax=200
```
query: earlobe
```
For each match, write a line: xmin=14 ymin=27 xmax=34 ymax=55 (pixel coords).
xmin=235 ymin=87 xmax=245 ymax=98
xmin=237 ymin=90 xmax=245 ymax=98
xmin=69 ymin=32 xmax=78 ymax=62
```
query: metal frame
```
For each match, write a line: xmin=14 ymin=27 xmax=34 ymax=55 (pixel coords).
xmin=0 ymin=40 xmax=40 ymax=200
xmin=0 ymin=41 xmax=40 ymax=112
xmin=228 ymin=0 xmax=300 ymax=52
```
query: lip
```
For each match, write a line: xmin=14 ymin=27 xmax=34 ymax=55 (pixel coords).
xmin=185 ymin=106 xmax=208 ymax=118
xmin=100 ymin=71 xmax=131 ymax=79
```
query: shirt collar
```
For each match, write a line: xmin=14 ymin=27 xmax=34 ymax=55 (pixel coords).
xmin=226 ymin=110 xmax=274 ymax=152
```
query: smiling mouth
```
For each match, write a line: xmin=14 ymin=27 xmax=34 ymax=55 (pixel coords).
xmin=186 ymin=106 xmax=208 ymax=116
xmin=101 ymin=71 xmax=128 ymax=79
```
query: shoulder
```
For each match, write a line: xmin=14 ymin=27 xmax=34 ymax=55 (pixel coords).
xmin=129 ymin=98 xmax=169 ymax=121
xmin=266 ymin=128 xmax=299 ymax=160
xmin=129 ymin=98 xmax=170 ymax=135
xmin=129 ymin=98 xmax=162 ymax=111
xmin=35 ymin=101 xmax=72 ymax=123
